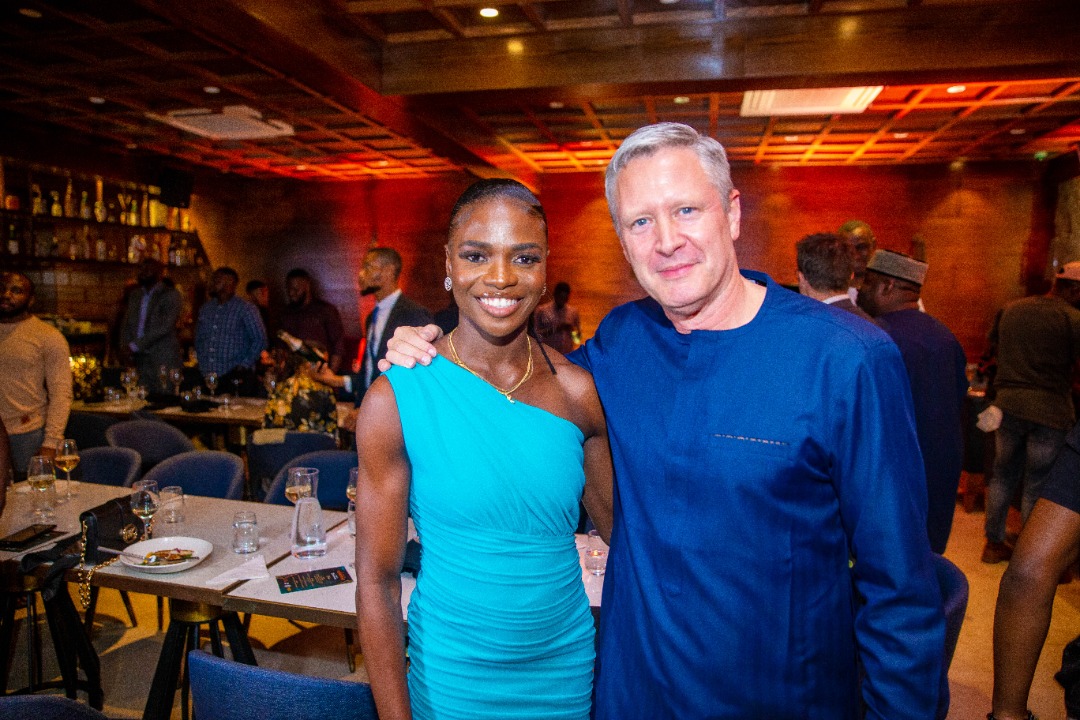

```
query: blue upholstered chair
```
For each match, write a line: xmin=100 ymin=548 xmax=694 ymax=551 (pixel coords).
xmin=0 ymin=695 xmax=109 ymax=719
xmin=933 ymin=553 xmax=969 ymax=720
xmin=64 ymin=411 xmax=118 ymax=450
xmin=247 ymin=430 xmax=337 ymax=500
xmin=106 ymin=419 xmax=195 ymax=475
xmin=264 ymin=450 xmax=358 ymax=511
xmin=76 ymin=446 xmax=142 ymax=487
xmin=188 ymin=650 xmax=378 ymax=720
xmin=142 ymin=450 xmax=245 ymax=500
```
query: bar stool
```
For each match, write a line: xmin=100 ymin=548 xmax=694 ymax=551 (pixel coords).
xmin=0 ymin=568 xmax=103 ymax=709
xmin=143 ymin=599 xmax=255 ymax=720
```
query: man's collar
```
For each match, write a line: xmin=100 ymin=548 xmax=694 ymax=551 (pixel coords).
xmin=375 ymin=288 xmax=402 ymax=312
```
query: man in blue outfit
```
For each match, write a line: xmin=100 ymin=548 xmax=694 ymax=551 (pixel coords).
xmin=858 ymin=249 xmax=968 ymax=553
xmin=383 ymin=123 xmax=945 ymax=719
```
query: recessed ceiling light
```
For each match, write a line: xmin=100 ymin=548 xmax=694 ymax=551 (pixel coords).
xmin=949 ymin=159 xmax=965 ymax=171
xmin=370 ymin=160 xmax=390 ymax=168
xmin=18 ymin=8 xmax=42 ymax=18
xmin=673 ymin=96 xmax=691 ymax=105
xmin=479 ymin=7 xmax=498 ymax=18
xmin=203 ymin=86 xmax=220 ymax=94
xmin=548 ymin=101 xmax=564 ymax=109
xmin=784 ymin=135 xmax=799 ymax=142
xmin=89 ymin=96 xmax=106 ymax=104
xmin=125 ymin=143 xmax=138 ymax=150
xmin=946 ymin=85 xmax=966 ymax=94
xmin=295 ymin=165 xmax=307 ymax=171
xmin=580 ymin=141 xmax=593 ymax=147
xmin=893 ymin=132 xmax=909 ymax=139
xmin=507 ymin=40 xmax=524 ymax=54
xmin=1009 ymin=128 xmax=1026 ymax=135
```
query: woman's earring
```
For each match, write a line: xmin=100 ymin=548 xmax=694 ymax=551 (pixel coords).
xmin=542 ymin=284 xmax=547 ymax=296
xmin=444 ymin=276 xmax=452 ymax=292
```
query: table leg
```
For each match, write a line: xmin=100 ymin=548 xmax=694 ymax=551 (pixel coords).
xmin=142 ymin=620 xmax=187 ymax=720
xmin=222 ymin=612 xmax=256 ymax=665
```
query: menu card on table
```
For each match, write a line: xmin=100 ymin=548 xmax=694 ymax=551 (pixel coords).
xmin=276 ymin=566 xmax=353 ymax=594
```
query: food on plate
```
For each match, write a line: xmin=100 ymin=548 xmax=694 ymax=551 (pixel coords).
xmin=142 ymin=548 xmax=195 ymax=565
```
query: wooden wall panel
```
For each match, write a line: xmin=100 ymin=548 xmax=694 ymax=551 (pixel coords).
xmin=191 ymin=161 xmax=1048 ymax=361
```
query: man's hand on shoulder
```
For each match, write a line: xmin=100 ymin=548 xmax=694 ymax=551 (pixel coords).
xmin=377 ymin=324 xmax=443 ymax=372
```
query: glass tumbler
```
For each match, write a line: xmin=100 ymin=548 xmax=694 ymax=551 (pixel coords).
xmin=290 ymin=497 xmax=327 ymax=559
xmin=584 ymin=529 xmax=607 ymax=576
xmin=232 ymin=511 xmax=259 ymax=554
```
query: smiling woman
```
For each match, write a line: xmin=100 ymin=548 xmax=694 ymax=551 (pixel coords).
xmin=353 ymin=179 xmax=614 ymax=720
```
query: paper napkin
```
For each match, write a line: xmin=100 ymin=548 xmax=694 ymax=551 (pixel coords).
xmin=205 ymin=554 xmax=269 ymax=588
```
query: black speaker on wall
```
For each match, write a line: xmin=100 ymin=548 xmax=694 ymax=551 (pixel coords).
xmin=158 ymin=166 xmax=194 ymax=208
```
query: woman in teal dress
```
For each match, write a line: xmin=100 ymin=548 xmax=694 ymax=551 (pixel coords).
xmin=354 ymin=179 xmax=613 ymax=720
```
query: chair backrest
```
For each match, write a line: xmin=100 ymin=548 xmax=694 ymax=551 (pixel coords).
xmin=106 ymin=419 xmax=195 ymax=472
xmin=142 ymin=451 xmax=244 ymax=499
xmin=0 ymin=695 xmax=109 ymax=719
xmin=64 ymin=411 xmax=119 ymax=450
xmin=247 ymin=431 xmax=337 ymax=501
xmin=188 ymin=650 xmax=378 ymax=720
xmin=932 ymin=553 xmax=969 ymax=720
xmin=76 ymin=446 xmax=142 ymax=487
xmin=265 ymin=450 xmax=358 ymax=511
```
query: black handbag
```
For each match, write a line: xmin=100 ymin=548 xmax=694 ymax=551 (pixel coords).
xmin=79 ymin=497 xmax=141 ymax=564
xmin=74 ymin=498 xmax=142 ymax=609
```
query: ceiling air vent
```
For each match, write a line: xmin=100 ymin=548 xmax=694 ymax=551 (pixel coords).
xmin=146 ymin=105 xmax=294 ymax=141
xmin=740 ymin=87 xmax=883 ymax=117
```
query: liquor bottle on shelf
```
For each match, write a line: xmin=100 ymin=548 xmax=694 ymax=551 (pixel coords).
xmin=63 ymin=178 xmax=75 ymax=218
xmin=78 ymin=225 xmax=91 ymax=260
xmin=93 ymin=177 xmax=105 ymax=222
xmin=31 ymin=184 xmax=44 ymax=215
xmin=95 ymin=232 xmax=107 ymax=261
xmin=78 ymin=191 xmax=91 ymax=220
xmin=49 ymin=233 xmax=60 ymax=258
xmin=277 ymin=330 xmax=329 ymax=364
xmin=49 ymin=191 xmax=62 ymax=217
xmin=67 ymin=233 xmax=78 ymax=260
xmin=6 ymin=221 xmax=20 ymax=257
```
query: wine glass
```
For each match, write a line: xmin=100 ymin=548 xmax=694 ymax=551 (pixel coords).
xmin=230 ymin=375 xmax=243 ymax=399
xmin=157 ymin=365 xmax=170 ymax=394
xmin=130 ymin=479 xmax=160 ymax=541
xmin=120 ymin=368 xmax=139 ymax=399
xmin=26 ymin=455 xmax=56 ymax=522
xmin=169 ymin=367 xmax=184 ymax=397
xmin=284 ymin=468 xmax=317 ymax=505
xmin=56 ymin=438 xmax=80 ymax=501
xmin=347 ymin=466 xmax=358 ymax=503
xmin=263 ymin=371 xmax=278 ymax=397
xmin=204 ymin=371 xmax=219 ymax=398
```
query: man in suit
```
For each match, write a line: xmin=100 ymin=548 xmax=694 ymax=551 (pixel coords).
xmin=795 ymin=231 xmax=876 ymax=324
xmin=120 ymin=259 xmax=182 ymax=393
xmin=315 ymin=248 xmax=432 ymax=415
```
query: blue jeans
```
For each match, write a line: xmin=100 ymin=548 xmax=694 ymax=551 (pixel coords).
xmin=984 ymin=412 xmax=1068 ymax=543
xmin=9 ymin=427 xmax=46 ymax=478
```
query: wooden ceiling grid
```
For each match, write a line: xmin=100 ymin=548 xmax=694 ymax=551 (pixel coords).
xmin=0 ymin=0 xmax=1077 ymax=183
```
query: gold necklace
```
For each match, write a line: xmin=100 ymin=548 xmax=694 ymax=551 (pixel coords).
xmin=447 ymin=329 xmax=534 ymax=403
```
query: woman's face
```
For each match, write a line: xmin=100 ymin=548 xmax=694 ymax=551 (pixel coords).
xmin=446 ymin=195 xmax=547 ymax=341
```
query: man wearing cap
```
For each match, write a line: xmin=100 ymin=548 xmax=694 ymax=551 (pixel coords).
xmin=859 ymin=249 xmax=969 ymax=553
xmin=980 ymin=262 xmax=1080 ymax=564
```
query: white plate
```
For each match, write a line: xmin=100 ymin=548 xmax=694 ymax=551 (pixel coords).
xmin=119 ymin=536 xmax=213 ymax=574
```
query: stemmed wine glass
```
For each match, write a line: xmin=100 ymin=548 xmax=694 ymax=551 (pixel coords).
xmin=157 ymin=365 xmax=170 ymax=394
xmin=168 ymin=368 xmax=184 ymax=397
xmin=347 ymin=467 xmax=358 ymax=503
xmin=26 ymin=455 xmax=56 ymax=522
xmin=285 ymin=468 xmax=317 ymax=505
xmin=55 ymin=438 xmax=80 ymax=501
xmin=120 ymin=368 xmax=139 ymax=399
xmin=130 ymin=479 xmax=160 ymax=541
xmin=230 ymin=375 xmax=243 ymax=399
xmin=204 ymin=371 xmax=219 ymax=398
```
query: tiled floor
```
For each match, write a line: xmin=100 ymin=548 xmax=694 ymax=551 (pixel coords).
xmin=8 ymin=499 xmax=1080 ymax=718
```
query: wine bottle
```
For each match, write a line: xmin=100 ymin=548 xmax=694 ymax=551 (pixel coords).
xmin=277 ymin=330 xmax=328 ymax=364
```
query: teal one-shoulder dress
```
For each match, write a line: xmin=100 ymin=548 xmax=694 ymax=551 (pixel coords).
xmin=385 ymin=356 xmax=593 ymax=720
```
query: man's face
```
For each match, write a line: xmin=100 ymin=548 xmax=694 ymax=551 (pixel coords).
xmin=137 ymin=261 xmax=163 ymax=288
xmin=846 ymin=227 xmax=875 ymax=280
xmin=0 ymin=273 xmax=33 ymax=321
xmin=286 ymin=277 xmax=311 ymax=306
xmin=856 ymin=270 xmax=889 ymax=316
xmin=212 ymin=272 xmax=237 ymax=302
xmin=358 ymin=254 xmax=388 ymax=296
xmin=250 ymin=286 xmax=269 ymax=307
xmin=613 ymin=147 xmax=742 ymax=325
